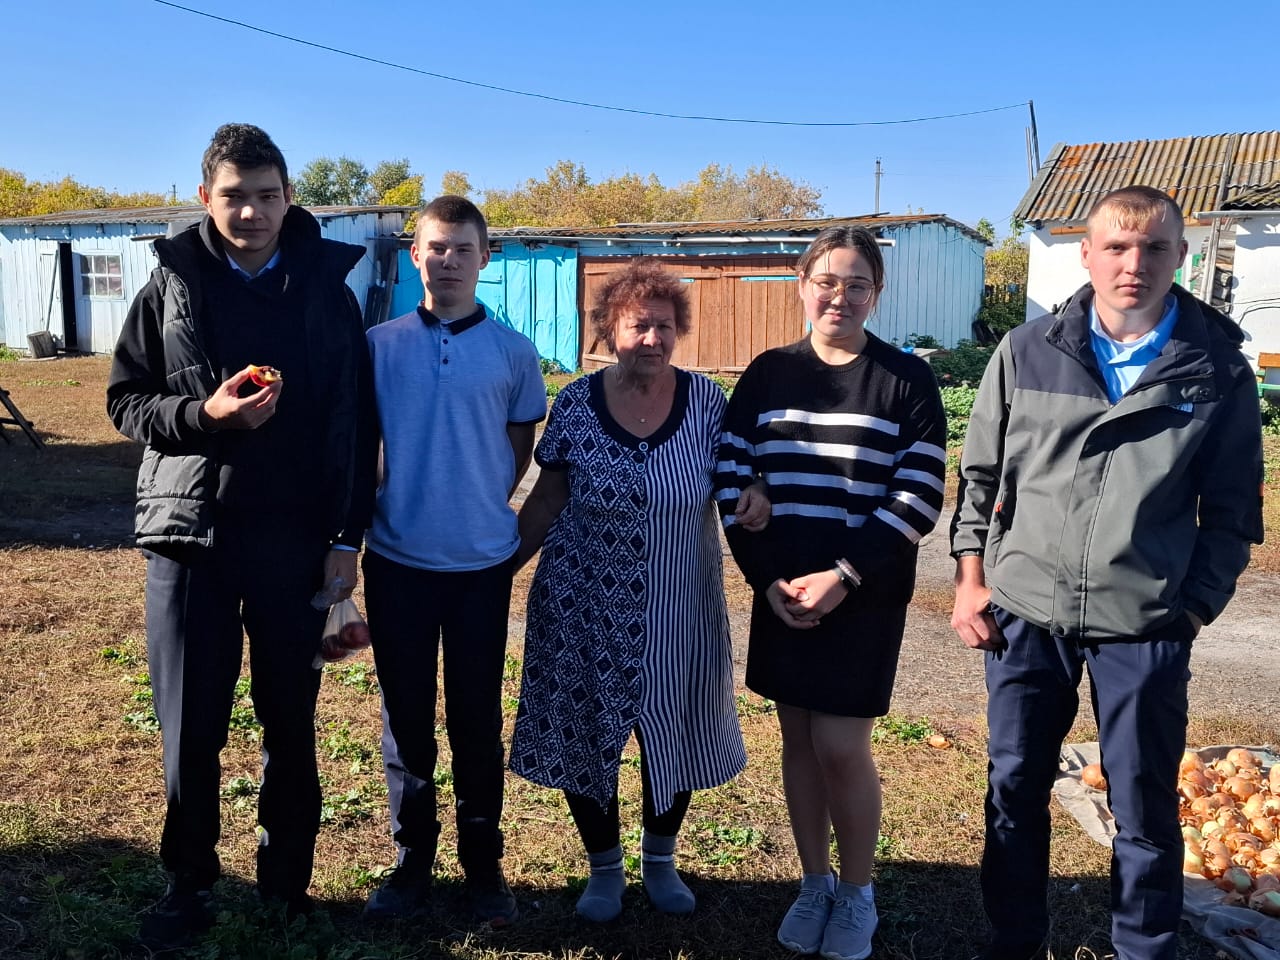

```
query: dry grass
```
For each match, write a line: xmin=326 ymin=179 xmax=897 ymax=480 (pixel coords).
xmin=1 ymin=356 xmax=1276 ymax=959
xmin=1258 ymin=433 xmax=1280 ymax=575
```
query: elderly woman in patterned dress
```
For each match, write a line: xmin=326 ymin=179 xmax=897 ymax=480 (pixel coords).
xmin=509 ymin=258 xmax=767 ymax=922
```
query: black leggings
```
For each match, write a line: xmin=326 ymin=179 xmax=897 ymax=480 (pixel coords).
xmin=562 ymin=731 xmax=691 ymax=853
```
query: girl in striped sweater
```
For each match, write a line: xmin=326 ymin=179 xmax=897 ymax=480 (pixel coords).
xmin=714 ymin=226 xmax=946 ymax=960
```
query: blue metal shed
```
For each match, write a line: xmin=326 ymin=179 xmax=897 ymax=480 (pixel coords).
xmin=390 ymin=214 xmax=988 ymax=371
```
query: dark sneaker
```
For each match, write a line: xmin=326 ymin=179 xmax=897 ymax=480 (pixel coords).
xmin=975 ymin=942 xmax=1048 ymax=960
xmin=466 ymin=866 xmax=518 ymax=927
xmin=256 ymin=888 xmax=315 ymax=921
xmin=138 ymin=886 xmax=215 ymax=950
xmin=363 ymin=855 xmax=433 ymax=920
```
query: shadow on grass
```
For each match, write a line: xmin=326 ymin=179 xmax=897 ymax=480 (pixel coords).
xmin=0 ymin=835 xmax=1222 ymax=960
xmin=0 ymin=438 xmax=139 ymax=548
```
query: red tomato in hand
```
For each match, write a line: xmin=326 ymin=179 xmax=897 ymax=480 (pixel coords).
xmin=248 ymin=364 xmax=282 ymax=387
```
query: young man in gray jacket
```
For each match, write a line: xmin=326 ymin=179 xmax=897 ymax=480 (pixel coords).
xmin=950 ymin=185 xmax=1264 ymax=960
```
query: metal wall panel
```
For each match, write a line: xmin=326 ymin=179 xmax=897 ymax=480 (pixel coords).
xmin=878 ymin=222 xmax=986 ymax=347
xmin=1 ymin=209 xmax=405 ymax=353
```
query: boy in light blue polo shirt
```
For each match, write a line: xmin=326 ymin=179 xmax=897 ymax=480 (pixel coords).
xmin=361 ymin=195 xmax=545 ymax=926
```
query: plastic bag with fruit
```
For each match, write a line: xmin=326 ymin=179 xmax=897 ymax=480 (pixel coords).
xmin=313 ymin=597 xmax=372 ymax=667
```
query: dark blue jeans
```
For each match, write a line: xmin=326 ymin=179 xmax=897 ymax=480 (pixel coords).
xmin=144 ymin=521 xmax=327 ymax=899
xmin=982 ymin=606 xmax=1193 ymax=960
xmin=363 ymin=549 xmax=514 ymax=873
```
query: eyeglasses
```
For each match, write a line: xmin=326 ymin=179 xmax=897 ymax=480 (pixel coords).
xmin=807 ymin=275 xmax=876 ymax=305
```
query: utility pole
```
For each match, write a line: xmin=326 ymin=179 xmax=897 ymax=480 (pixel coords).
xmin=874 ymin=158 xmax=882 ymax=215
xmin=1028 ymin=100 xmax=1041 ymax=172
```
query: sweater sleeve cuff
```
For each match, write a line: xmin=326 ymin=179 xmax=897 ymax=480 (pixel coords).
xmin=183 ymin=398 xmax=212 ymax=434
xmin=1183 ymin=597 xmax=1214 ymax=626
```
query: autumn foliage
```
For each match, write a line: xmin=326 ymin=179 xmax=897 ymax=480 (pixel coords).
xmin=476 ymin=160 xmax=824 ymax=228
xmin=0 ymin=167 xmax=177 ymax=218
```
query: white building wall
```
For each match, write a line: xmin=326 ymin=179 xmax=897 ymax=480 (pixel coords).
xmin=1026 ymin=226 xmax=1207 ymax=322
xmin=1 ymin=208 xmax=406 ymax=354
xmin=1231 ymin=214 xmax=1280 ymax=365
xmin=315 ymin=209 xmax=407 ymax=313
xmin=71 ymin=230 xmax=164 ymax=353
xmin=0 ymin=232 xmax=59 ymax=350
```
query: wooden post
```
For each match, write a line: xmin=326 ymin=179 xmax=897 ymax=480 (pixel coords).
xmin=0 ymin=386 xmax=45 ymax=448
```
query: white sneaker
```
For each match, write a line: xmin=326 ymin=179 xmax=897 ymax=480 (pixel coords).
xmin=777 ymin=882 xmax=834 ymax=954
xmin=820 ymin=892 xmax=877 ymax=960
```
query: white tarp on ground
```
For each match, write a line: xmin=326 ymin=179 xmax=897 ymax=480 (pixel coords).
xmin=1055 ymin=743 xmax=1280 ymax=960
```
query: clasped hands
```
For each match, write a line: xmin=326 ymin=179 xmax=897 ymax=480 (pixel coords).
xmin=766 ymin=570 xmax=848 ymax=630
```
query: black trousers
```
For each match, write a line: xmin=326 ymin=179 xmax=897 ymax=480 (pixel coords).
xmin=144 ymin=520 xmax=328 ymax=898
xmin=363 ymin=549 xmax=514 ymax=872
xmin=982 ymin=605 xmax=1193 ymax=960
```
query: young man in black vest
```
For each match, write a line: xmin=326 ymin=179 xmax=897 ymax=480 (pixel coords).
xmin=108 ymin=122 xmax=375 ymax=949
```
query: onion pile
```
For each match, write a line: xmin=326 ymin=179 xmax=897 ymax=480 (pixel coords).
xmin=1179 ymin=748 xmax=1280 ymax=918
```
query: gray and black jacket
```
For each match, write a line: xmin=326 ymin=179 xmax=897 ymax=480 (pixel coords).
xmin=951 ymin=283 xmax=1264 ymax=639
xmin=106 ymin=207 xmax=376 ymax=551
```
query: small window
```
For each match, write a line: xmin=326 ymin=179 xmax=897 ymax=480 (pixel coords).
xmin=81 ymin=254 xmax=124 ymax=299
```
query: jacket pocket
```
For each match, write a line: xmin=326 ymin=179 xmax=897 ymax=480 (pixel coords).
xmin=986 ymin=486 xmax=1016 ymax=565
xmin=134 ymin=448 xmax=217 ymax=547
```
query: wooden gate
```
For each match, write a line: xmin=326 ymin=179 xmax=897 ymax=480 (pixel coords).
xmin=579 ymin=256 xmax=805 ymax=373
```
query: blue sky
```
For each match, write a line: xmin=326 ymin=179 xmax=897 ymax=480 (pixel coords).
xmin=5 ymin=0 xmax=1277 ymax=236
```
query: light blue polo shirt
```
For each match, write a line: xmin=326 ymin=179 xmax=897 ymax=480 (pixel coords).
xmin=366 ymin=306 xmax=547 ymax=571
xmin=1089 ymin=294 xmax=1179 ymax=403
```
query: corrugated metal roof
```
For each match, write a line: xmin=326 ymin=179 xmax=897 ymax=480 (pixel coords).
xmin=487 ymin=213 xmax=989 ymax=245
xmin=0 ymin=204 xmax=417 ymax=227
xmin=1014 ymin=131 xmax=1280 ymax=225
xmin=1223 ymin=182 xmax=1280 ymax=211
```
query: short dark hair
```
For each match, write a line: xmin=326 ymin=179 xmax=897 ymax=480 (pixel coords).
xmin=1087 ymin=186 xmax=1184 ymax=240
xmin=201 ymin=123 xmax=288 ymax=188
xmin=589 ymin=258 xmax=692 ymax=351
xmin=416 ymin=195 xmax=489 ymax=248
xmin=796 ymin=226 xmax=886 ymax=291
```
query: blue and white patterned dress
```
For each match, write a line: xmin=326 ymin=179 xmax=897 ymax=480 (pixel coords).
xmin=509 ymin=369 xmax=746 ymax=813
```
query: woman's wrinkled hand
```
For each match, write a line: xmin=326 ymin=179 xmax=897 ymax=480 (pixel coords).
xmin=734 ymin=482 xmax=771 ymax=532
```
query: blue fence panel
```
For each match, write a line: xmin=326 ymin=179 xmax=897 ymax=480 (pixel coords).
xmin=389 ymin=244 xmax=579 ymax=370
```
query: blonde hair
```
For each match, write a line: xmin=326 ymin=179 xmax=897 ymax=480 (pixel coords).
xmin=1087 ymin=186 xmax=1184 ymax=239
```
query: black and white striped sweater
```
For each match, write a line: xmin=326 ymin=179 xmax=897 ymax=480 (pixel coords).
xmin=714 ymin=334 xmax=947 ymax=606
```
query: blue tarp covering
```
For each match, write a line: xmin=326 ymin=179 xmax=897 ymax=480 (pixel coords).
xmin=389 ymin=243 xmax=579 ymax=371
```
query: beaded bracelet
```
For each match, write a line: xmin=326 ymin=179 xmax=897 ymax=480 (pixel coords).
xmin=833 ymin=557 xmax=862 ymax=589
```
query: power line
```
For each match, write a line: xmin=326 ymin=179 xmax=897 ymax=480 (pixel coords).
xmin=152 ymin=0 xmax=1027 ymax=128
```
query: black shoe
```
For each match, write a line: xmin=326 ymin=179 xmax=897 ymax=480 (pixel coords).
xmin=138 ymin=885 xmax=215 ymax=950
xmin=976 ymin=939 xmax=1048 ymax=960
xmin=466 ymin=865 xmax=518 ymax=927
xmin=256 ymin=888 xmax=315 ymax=921
xmin=363 ymin=854 xmax=433 ymax=920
